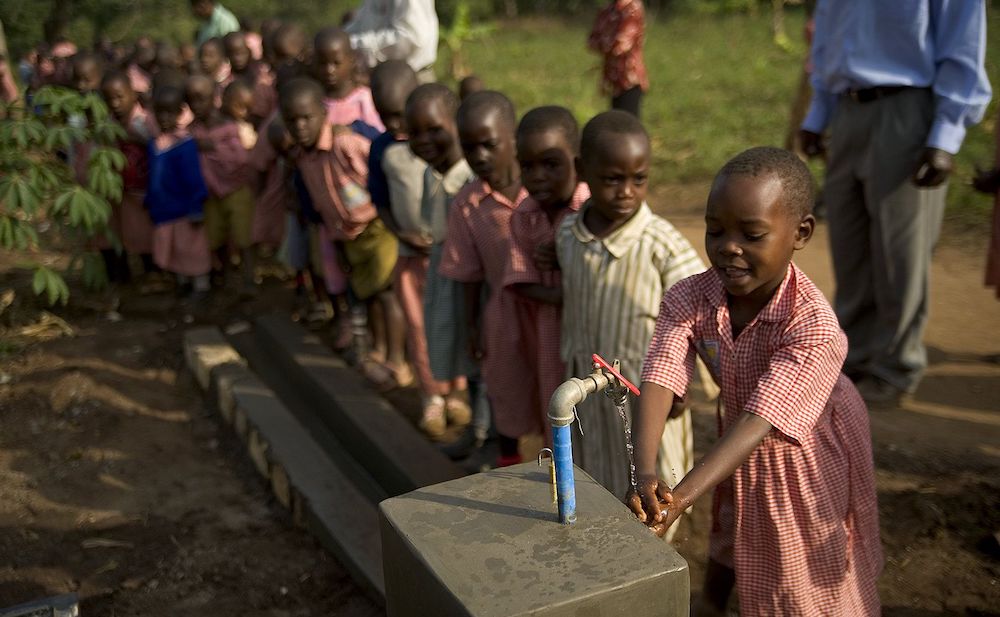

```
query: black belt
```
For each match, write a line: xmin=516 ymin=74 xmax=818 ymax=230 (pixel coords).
xmin=843 ymin=85 xmax=912 ymax=103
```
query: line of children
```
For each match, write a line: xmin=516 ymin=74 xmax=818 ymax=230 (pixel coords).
xmin=30 ymin=36 xmax=887 ymax=612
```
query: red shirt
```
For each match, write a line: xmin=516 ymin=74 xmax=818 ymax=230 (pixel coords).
xmin=588 ymin=0 xmax=650 ymax=96
xmin=293 ymin=122 xmax=374 ymax=241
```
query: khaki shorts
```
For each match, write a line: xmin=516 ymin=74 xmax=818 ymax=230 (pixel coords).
xmin=343 ymin=218 xmax=398 ymax=300
xmin=204 ymin=186 xmax=255 ymax=250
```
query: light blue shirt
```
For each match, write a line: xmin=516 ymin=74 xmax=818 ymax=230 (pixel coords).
xmin=802 ymin=0 xmax=992 ymax=154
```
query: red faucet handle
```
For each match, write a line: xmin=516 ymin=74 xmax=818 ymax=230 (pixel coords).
xmin=591 ymin=354 xmax=641 ymax=397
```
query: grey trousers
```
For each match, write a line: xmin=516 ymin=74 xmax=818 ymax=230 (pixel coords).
xmin=824 ymin=88 xmax=946 ymax=393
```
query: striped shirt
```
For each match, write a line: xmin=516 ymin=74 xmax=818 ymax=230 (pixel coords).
xmin=641 ymin=263 xmax=882 ymax=616
xmin=555 ymin=201 xmax=704 ymax=500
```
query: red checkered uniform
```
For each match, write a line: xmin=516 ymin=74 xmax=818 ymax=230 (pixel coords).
xmin=642 ymin=263 xmax=882 ymax=616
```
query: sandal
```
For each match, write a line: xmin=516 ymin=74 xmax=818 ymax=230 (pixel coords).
xmin=444 ymin=396 xmax=471 ymax=426
xmin=418 ymin=396 xmax=447 ymax=440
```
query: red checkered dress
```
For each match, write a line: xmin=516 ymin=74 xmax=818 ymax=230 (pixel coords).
xmin=502 ymin=183 xmax=590 ymax=444
xmin=439 ymin=179 xmax=532 ymax=437
xmin=641 ymin=263 xmax=882 ymax=616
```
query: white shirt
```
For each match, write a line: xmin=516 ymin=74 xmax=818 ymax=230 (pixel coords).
xmin=344 ymin=0 xmax=438 ymax=72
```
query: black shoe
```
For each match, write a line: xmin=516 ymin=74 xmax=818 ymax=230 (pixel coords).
xmin=855 ymin=376 xmax=905 ymax=408
xmin=458 ymin=439 xmax=499 ymax=474
xmin=438 ymin=428 xmax=482 ymax=461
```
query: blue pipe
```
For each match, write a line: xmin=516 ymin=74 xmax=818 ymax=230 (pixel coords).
xmin=552 ymin=423 xmax=576 ymax=524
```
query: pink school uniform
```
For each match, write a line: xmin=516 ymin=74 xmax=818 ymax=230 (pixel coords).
xmin=189 ymin=119 xmax=254 ymax=250
xmin=248 ymin=111 xmax=289 ymax=250
xmin=313 ymin=89 xmax=383 ymax=293
xmin=502 ymin=183 xmax=589 ymax=442
xmin=641 ymin=263 xmax=882 ymax=616
xmin=293 ymin=122 xmax=374 ymax=242
xmin=438 ymin=180 xmax=532 ymax=437
xmin=324 ymin=86 xmax=385 ymax=133
xmin=147 ymin=130 xmax=211 ymax=276
xmin=112 ymin=103 xmax=158 ymax=255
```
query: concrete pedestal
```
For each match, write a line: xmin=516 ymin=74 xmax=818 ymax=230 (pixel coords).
xmin=380 ymin=463 xmax=689 ymax=617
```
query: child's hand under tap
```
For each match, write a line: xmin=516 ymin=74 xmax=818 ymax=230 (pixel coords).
xmin=532 ymin=241 xmax=559 ymax=271
xmin=626 ymin=475 xmax=679 ymax=538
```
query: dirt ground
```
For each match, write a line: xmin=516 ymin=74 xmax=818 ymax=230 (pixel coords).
xmin=1 ymin=198 xmax=998 ymax=615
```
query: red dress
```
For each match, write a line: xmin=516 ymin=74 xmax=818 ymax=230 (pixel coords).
xmin=588 ymin=0 xmax=650 ymax=97
xmin=502 ymin=183 xmax=590 ymax=442
xmin=642 ymin=264 xmax=882 ymax=616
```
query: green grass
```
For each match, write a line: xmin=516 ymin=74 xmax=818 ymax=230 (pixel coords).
xmin=458 ymin=10 xmax=999 ymax=228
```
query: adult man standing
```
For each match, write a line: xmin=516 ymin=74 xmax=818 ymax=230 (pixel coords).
xmin=344 ymin=0 xmax=438 ymax=83
xmin=800 ymin=1 xmax=991 ymax=405
xmin=191 ymin=0 xmax=241 ymax=46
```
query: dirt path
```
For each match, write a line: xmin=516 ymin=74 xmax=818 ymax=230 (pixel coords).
xmin=0 ymin=306 xmax=380 ymax=616
xmin=0 ymin=203 xmax=998 ymax=615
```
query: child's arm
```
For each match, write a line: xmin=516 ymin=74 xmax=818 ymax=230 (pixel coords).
xmin=463 ymin=281 xmax=484 ymax=361
xmin=629 ymin=382 xmax=773 ymax=535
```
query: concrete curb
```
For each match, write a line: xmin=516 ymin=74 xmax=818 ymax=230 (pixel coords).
xmin=182 ymin=328 xmax=385 ymax=602
xmin=254 ymin=315 xmax=464 ymax=496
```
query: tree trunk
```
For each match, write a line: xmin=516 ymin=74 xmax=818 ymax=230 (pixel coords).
xmin=43 ymin=0 xmax=73 ymax=44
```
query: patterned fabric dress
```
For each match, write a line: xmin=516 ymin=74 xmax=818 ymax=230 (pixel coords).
xmin=642 ymin=264 xmax=882 ymax=616
xmin=588 ymin=0 xmax=650 ymax=97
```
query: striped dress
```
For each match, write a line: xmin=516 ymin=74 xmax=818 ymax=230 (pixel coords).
xmin=556 ymin=201 xmax=704 ymax=505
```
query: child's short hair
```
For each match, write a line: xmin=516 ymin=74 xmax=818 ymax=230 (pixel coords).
xmin=406 ymin=82 xmax=459 ymax=118
xmin=223 ymin=79 xmax=253 ymax=104
xmin=371 ymin=60 xmax=418 ymax=103
xmin=100 ymin=70 xmax=131 ymax=91
xmin=279 ymin=76 xmax=325 ymax=110
xmin=517 ymin=105 xmax=580 ymax=154
xmin=313 ymin=27 xmax=351 ymax=53
xmin=580 ymin=110 xmax=648 ymax=165
xmin=717 ymin=146 xmax=815 ymax=219
xmin=199 ymin=37 xmax=224 ymax=56
xmin=153 ymin=84 xmax=185 ymax=110
xmin=456 ymin=90 xmax=516 ymax=131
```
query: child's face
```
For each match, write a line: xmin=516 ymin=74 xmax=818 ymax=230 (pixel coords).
xmin=186 ymin=80 xmax=215 ymax=121
xmin=579 ymin=132 xmax=649 ymax=223
xmin=199 ymin=42 xmax=224 ymax=76
xmin=312 ymin=39 xmax=354 ymax=94
xmin=373 ymin=84 xmax=409 ymax=138
xmin=705 ymin=173 xmax=813 ymax=303
xmin=225 ymin=36 xmax=251 ymax=72
xmin=281 ymin=93 xmax=325 ymax=149
xmin=223 ymin=88 xmax=253 ymax=122
xmin=154 ymin=102 xmax=182 ymax=133
xmin=459 ymin=110 xmax=516 ymax=188
xmin=102 ymin=79 xmax=137 ymax=120
xmin=407 ymin=97 xmax=460 ymax=172
xmin=517 ymin=128 xmax=577 ymax=209
xmin=73 ymin=61 xmax=101 ymax=94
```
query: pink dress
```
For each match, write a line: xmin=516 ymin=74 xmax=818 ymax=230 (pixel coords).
xmin=641 ymin=264 xmax=882 ymax=616
xmin=115 ymin=104 xmax=158 ymax=255
xmin=439 ymin=180 xmax=533 ymax=437
xmin=248 ymin=111 xmax=290 ymax=249
xmin=502 ymin=183 xmax=589 ymax=443
xmin=324 ymin=87 xmax=385 ymax=133
xmin=189 ymin=119 xmax=250 ymax=199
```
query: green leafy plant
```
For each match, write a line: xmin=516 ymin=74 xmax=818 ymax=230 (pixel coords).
xmin=0 ymin=86 xmax=125 ymax=305
xmin=439 ymin=0 xmax=497 ymax=81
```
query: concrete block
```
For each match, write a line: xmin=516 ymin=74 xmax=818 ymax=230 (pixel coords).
xmin=380 ymin=463 xmax=689 ymax=617
xmin=255 ymin=315 xmax=463 ymax=496
xmin=222 ymin=360 xmax=385 ymax=600
xmin=183 ymin=327 xmax=244 ymax=391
